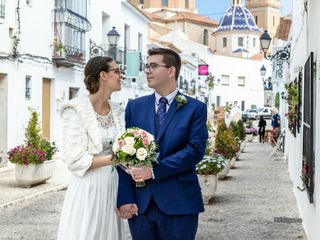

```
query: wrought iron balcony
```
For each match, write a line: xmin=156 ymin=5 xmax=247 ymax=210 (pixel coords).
xmin=52 ymin=45 xmax=86 ymax=67
xmin=52 ymin=5 xmax=91 ymax=67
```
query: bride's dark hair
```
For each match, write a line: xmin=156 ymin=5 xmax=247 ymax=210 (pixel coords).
xmin=84 ymin=56 xmax=114 ymax=94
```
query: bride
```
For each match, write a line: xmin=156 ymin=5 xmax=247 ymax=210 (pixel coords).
xmin=57 ymin=56 xmax=136 ymax=240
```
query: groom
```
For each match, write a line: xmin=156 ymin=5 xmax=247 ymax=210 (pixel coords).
xmin=117 ymin=47 xmax=208 ymax=240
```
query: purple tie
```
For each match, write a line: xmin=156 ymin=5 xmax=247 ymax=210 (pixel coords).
xmin=157 ymin=97 xmax=168 ymax=126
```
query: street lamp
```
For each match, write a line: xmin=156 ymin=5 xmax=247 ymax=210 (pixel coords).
xmin=107 ymin=26 xmax=120 ymax=46
xmin=107 ymin=26 xmax=120 ymax=61
xmin=260 ymin=65 xmax=266 ymax=77
xmin=259 ymin=30 xmax=290 ymax=64
xmin=260 ymin=64 xmax=267 ymax=90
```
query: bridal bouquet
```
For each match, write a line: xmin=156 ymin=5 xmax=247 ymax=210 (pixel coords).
xmin=112 ymin=127 xmax=158 ymax=186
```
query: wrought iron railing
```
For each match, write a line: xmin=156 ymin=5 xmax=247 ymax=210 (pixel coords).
xmin=53 ymin=5 xmax=91 ymax=65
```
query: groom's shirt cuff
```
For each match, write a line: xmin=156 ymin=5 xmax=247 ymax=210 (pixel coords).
xmin=151 ymin=169 xmax=155 ymax=179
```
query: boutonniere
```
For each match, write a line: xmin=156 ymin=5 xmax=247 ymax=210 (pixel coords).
xmin=175 ymin=95 xmax=187 ymax=110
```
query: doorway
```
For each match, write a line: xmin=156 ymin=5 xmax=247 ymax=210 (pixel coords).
xmin=0 ymin=74 xmax=8 ymax=167
xmin=42 ymin=78 xmax=51 ymax=139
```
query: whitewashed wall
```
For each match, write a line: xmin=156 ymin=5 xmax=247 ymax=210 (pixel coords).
xmin=286 ymin=0 xmax=320 ymax=239
xmin=0 ymin=0 xmax=149 ymax=166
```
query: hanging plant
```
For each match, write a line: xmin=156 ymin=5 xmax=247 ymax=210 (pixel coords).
xmin=284 ymin=81 xmax=299 ymax=135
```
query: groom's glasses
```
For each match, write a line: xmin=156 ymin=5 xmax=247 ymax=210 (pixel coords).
xmin=144 ymin=63 xmax=171 ymax=73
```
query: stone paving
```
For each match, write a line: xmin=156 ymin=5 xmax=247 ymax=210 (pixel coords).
xmin=197 ymin=139 xmax=306 ymax=240
xmin=0 ymin=139 xmax=306 ymax=239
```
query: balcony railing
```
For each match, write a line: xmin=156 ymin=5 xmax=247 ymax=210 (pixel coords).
xmin=52 ymin=44 xmax=86 ymax=67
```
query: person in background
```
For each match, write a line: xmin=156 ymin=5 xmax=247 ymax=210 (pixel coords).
xmin=271 ymin=108 xmax=281 ymax=144
xmin=258 ymin=115 xmax=266 ymax=143
xmin=271 ymin=109 xmax=280 ymax=129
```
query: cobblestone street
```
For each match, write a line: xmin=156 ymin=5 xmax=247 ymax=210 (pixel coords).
xmin=0 ymin=141 xmax=306 ymax=240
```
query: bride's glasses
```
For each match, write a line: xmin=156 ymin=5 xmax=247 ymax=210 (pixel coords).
xmin=108 ymin=68 xmax=121 ymax=74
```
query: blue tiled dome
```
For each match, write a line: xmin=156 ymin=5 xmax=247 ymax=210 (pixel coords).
xmin=216 ymin=5 xmax=262 ymax=32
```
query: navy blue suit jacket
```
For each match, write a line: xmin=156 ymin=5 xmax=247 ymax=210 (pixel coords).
xmin=117 ymin=93 xmax=208 ymax=215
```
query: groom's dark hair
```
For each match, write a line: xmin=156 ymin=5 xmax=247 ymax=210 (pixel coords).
xmin=148 ymin=48 xmax=181 ymax=81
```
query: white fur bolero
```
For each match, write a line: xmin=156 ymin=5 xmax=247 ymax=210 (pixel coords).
xmin=60 ymin=95 xmax=125 ymax=177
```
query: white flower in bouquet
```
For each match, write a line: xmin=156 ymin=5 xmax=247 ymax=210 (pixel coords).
xmin=122 ymin=144 xmax=136 ymax=156
xmin=136 ymin=148 xmax=148 ymax=161
xmin=124 ymin=136 xmax=135 ymax=145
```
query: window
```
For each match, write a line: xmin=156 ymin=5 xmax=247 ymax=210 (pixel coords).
xmin=238 ymin=76 xmax=245 ymax=86
xmin=255 ymin=16 xmax=258 ymax=24
xmin=273 ymin=16 xmax=275 ymax=26
xmin=162 ymin=0 xmax=168 ymax=7
xmin=179 ymin=76 xmax=183 ymax=89
xmin=0 ymin=0 xmax=5 ymax=19
xmin=241 ymin=101 xmax=245 ymax=111
xmin=253 ymin=38 xmax=256 ymax=47
xmin=25 ymin=76 xmax=31 ymax=100
xmin=140 ymin=0 xmax=144 ymax=4
xmin=203 ymin=29 xmax=208 ymax=46
xmin=216 ymin=96 xmax=221 ymax=107
xmin=185 ymin=0 xmax=189 ymax=8
xmin=69 ymin=87 xmax=79 ymax=100
xmin=303 ymin=53 xmax=315 ymax=203
xmin=124 ymin=24 xmax=130 ymax=62
xmin=53 ymin=0 xmax=90 ymax=63
xmin=238 ymin=37 xmax=243 ymax=47
xmin=221 ymin=75 xmax=229 ymax=86
xmin=223 ymin=37 xmax=227 ymax=47
xmin=138 ymin=33 xmax=142 ymax=52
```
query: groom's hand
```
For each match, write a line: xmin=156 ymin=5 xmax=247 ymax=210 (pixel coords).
xmin=117 ymin=204 xmax=138 ymax=219
xmin=130 ymin=166 xmax=153 ymax=182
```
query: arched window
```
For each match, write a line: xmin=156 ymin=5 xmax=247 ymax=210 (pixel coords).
xmin=255 ymin=16 xmax=258 ymax=24
xmin=203 ymin=29 xmax=208 ymax=46
xmin=162 ymin=0 xmax=168 ymax=7
xmin=223 ymin=37 xmax=227 ymax=47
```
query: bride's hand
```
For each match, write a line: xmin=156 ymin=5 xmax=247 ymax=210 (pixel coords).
xmin=116 ymin=203 xmax=138 ymax=219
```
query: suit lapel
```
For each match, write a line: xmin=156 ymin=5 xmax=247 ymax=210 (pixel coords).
xmin=147 ymin=94 xmax=156 ymax=137
xmin=156 ymin=98 xmax=177 ymax=142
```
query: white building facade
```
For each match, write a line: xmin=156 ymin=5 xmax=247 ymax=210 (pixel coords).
xmin=284 ymin=0 xmax=320 ymax=239
xmin=0 ymin=0 xmax=149 ymax=167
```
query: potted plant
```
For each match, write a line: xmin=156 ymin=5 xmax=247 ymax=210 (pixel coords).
xmin=7 ymin=109 xmax=58 ymax=187
xmin=196 ymin=153 xmax=228 ymax=204
xmin=52 ymin=38 xmax=66 ymax=58
xmin=214 ymin=121 xmax=235 ymax=179
xmin=245 ymin=120 xmax=257 ymax=142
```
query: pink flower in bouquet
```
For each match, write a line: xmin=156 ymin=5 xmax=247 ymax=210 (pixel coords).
xmin=112 ymin=127 xmax=158 ymax=168
xmin=132 ymin=130 xmax=140 ymax=137
xmin=140 ymin=131 xmax=147 ymax=138
xmin=142 ymin=138 xmax=150 ymax=146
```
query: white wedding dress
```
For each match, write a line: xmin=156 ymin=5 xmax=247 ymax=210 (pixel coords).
xmin=57 ymin=111 xmax=125 ymax=240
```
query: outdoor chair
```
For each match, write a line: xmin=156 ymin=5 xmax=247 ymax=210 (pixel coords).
xmin=270 ymin=128 xmax=285 ymax=158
